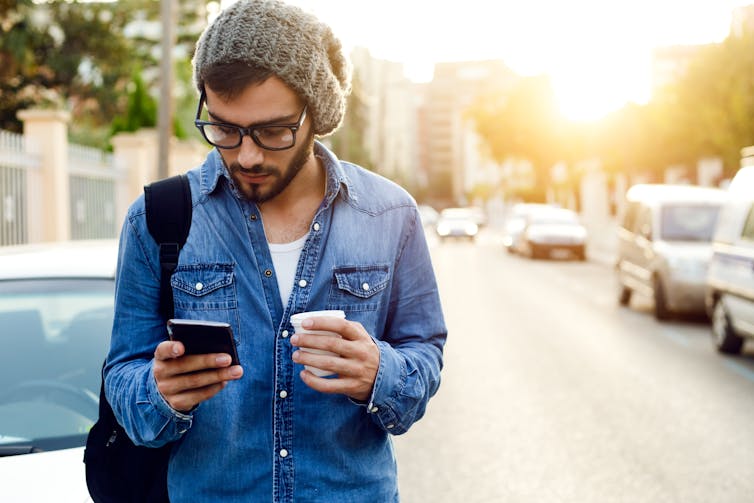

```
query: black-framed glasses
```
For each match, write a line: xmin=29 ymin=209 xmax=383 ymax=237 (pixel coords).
xmin=194 ymin=90 xmax=307 ymax=151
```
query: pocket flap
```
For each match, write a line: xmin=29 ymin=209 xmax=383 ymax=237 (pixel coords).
xmin=334 ymin=266 xmax=390 ymax=299
xmin=171 ymin=265 xmax=234 ymax=297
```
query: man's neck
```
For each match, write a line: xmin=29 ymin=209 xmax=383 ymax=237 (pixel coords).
xmin=259 ymin=155 xmax=326 ymax=244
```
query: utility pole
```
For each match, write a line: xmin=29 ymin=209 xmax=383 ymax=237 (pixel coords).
xmin=157 ymin=0 xmax=176 ymax=179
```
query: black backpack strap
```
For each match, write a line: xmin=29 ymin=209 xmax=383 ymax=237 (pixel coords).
xmin=144 ymin=174 xmax=192 ymax=320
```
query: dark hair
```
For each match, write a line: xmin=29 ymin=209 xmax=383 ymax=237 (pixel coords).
xmin=199 ymin=62 xmax=276 ymax=101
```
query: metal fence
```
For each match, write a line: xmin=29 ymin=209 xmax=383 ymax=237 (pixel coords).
xmin=0 ymin=130 xmax=39 ymax=246
xmin=68 ymin=143 xmax=120 ymax=240
xmin=0 ymin=129 xmax=121 ymax=246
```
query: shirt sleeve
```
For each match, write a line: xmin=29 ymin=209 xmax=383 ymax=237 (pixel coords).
xmin=363 ymin=207 xmax=447 ymax=435
xmin=103 ymin=209 xmax=193 ymax=447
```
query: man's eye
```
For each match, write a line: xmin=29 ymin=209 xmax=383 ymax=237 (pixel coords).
xmin=256 ymin=127 xmax=292 ymax=141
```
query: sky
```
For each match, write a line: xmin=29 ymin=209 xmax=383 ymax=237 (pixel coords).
xmin=219 ymin=0 xmax=752 ymax=121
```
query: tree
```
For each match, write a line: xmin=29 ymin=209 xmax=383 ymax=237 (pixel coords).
xmin=467 ymin=75 xmax=563 ymax=200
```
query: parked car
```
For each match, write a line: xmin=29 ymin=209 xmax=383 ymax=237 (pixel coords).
xmin=511 ymin=207 xmax=587 ymax=260
xmin=616 ymin=184 xmax=727 ymax=320
xmin=417 ymin=204 xmax=440 ymax=228
xmin=435 ymin=207 xmax=479 ymax=241
xmin=502 ymin=203 xmax=555 ymax=253
xmin=705 ymin=166 xmax=754 ymax=353
xmin=0 ymin=239 xmax=118 ymax=502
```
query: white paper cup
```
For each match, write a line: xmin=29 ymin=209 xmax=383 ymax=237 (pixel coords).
xmin=290 ymin=310 xmax=346 ymax=377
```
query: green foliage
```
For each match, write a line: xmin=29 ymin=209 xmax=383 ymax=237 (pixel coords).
xmin=1 ymin=0 xmax=205 ymax=145
xmin=110 ymin=71 xmax=157 ymax=137
xmin=468 ymin=75 xmax=563 ymax=188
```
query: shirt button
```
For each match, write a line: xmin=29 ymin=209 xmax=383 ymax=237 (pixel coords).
xmin=195 ymin=282 xmax=204 ymax=291
xmin=362 ymin=282 xmax=369 ymax=291
xmin=279 ymin=449 xmax=288 ymax=458
xmin=265 ymin=269 xmax=273 ymax=277
xmin=386 ymin=424 xmax=395 ymax=429
xmin=279 ymin=390 xmax=288 ymax=398
xmin=298 ymin=279 xmax=307 ymax=288
xmin=313 ymin=222 xmax=320 ymax=231
xmin=370 ymin=406 xmax=379 ymax=413
xmin=250 ymin=214 xmax=257 ymax=221
xmin=281 ymin=330 xmax=289 ymax=338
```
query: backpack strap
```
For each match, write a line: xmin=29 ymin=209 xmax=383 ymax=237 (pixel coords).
xmin=144 ymin=174 xmax=192 ymax=320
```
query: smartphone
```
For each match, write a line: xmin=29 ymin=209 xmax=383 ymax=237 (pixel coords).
xmin=166 ymin=319 xmax=240 ymax=366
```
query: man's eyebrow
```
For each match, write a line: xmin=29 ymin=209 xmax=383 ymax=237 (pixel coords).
xmin=206 ymin=109 xmax=299 ymax=127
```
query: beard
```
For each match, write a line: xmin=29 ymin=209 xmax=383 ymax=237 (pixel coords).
xmin=227 ymin=132 xmax=315 ymax=203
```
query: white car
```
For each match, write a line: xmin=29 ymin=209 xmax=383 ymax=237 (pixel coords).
xmin=435 ymin=207 xmax=479 ymax=241
xmin=706 ymin=167 xmax=754 ymax=353
xmin=0 ymin=239 xmax=118 ymax=502
xmin=512 ymin=207 xmax=588 ymax=260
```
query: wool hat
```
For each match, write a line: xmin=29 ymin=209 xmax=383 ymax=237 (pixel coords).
xmin=192 ymin=0 xmax=352 ymax=137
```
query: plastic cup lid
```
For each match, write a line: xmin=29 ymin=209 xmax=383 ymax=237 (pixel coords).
xmin=290 ymin=310 xmax=346 ymax=324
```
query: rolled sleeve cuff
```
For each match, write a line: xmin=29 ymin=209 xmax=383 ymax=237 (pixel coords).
xmin=362 ymin=340 xmax=407 ymax=434
xmin=147 ymin=370 xmax=194 ymax=434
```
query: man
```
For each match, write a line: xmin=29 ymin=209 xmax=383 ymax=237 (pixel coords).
xmin=105 ymin=0 xmax=447 ymax=501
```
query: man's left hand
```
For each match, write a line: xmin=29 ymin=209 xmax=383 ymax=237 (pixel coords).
xmin=290 ymin=317 xmax=379 ymax=402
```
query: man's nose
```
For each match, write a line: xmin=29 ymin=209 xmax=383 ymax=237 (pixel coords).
xmin=236 ymin=134 xmax=264 ymax=168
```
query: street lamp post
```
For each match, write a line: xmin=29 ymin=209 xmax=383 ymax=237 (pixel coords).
xmin=157 ymin=0 xmax=176 ymax=180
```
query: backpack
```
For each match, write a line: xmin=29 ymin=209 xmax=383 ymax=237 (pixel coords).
xmin=84 ymin=174 xmax=192 ymax=503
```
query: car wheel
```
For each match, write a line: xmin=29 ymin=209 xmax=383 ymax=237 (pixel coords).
xmin=618 ymin=283 xmax=632 ymax=306
xmin=653 ymin=275 xmax=671 ymax=321
xmin=711 ymin=298 xmax=744 ymax=354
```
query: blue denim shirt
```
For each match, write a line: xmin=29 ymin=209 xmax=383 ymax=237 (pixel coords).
xmin=104 ymin=142 xmax=447 ymax=502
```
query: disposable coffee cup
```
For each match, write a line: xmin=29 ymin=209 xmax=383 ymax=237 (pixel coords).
xmin=290 ymin=310 xmax=346 ymax=377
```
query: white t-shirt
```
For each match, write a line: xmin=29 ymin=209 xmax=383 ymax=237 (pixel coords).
xmin=268 ymin=233 xmax=308 ymax=306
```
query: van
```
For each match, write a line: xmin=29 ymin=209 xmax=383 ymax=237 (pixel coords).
xmin=705 ymin=166 xmax=754 ymax=353
xmin=616 ymin=184 xmax=728 ymax=320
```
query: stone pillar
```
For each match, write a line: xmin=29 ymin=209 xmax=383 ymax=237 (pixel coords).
xmin=17 ymin=109 xmax=71 ymax=243
xmin=111 ymin=129 xmax=159 ymax=227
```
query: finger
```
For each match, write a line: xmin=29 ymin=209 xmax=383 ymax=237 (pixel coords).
xmin=300 ymin=317 xmax=364 ymax=341
xmin=165 ymin=382 xmax=227 ymax=413
xmin=157 ymin=364 xmax=243 ymax=397
xmin=154 ymin=340 xmax=185 ymax=360
xmin=299 ymin=370 xmax=371 ymax=401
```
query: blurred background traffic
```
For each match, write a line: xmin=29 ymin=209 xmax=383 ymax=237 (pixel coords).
xmin=1 ymin=1 xmax=753 ymax=501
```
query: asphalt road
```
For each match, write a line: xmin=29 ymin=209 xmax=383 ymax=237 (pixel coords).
xmin=393 ymin=230 xmax=754 ymax=503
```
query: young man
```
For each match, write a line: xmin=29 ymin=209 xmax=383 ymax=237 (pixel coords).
xmin=105 ymin=1 xmax=447 ymax=501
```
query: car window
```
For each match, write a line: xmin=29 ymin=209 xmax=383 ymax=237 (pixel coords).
xmin=660 ymin=204 xmax=720 ymax=242
xmin=0 ymin=278 xmax=114 ymax=453
xmin=741 ymin=204 xmax=754 ymax=241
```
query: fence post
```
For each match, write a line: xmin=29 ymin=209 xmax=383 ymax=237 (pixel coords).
xmin=17 ymin=109 xmax=71 ymax=243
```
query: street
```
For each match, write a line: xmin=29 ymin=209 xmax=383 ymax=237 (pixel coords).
xmin=394 ymin=230 xmax=754 ymax=503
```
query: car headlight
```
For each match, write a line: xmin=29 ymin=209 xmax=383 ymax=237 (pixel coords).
xmin=465 ymin=223 xmax=479 ymax=235
xmin=437 ymin=225 xmax=450 ymax=236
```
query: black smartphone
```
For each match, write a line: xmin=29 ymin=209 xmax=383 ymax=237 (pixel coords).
xmin=166 ymin=319 xmax=240 ymax=366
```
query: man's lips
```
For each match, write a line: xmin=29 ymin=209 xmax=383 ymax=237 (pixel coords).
xmin=238 ymin=171 xmax=270 ymax=184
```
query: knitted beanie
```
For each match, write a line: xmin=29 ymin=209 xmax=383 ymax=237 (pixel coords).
xmin=192 ymin=0 xmax=352 ymax=137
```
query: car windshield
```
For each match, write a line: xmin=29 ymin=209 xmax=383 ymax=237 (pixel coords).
xmin=660 ymin=204 xmax=720 ymax=241
xmin=0 ymin=278 xmax=113 ymax=454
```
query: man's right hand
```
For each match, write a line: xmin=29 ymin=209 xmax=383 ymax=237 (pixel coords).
xmin=153 ymin=340 xmax=244 ymax=412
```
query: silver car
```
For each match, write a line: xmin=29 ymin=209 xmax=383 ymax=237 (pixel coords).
xmin=616 ymin=184 xmax=728 ymax=320
xmin=0 ymin=239 xmax=118 ymax=502
xmin=706 ymin=167 xmax=754 ymax=353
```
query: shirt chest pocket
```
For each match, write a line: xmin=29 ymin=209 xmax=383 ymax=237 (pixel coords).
xmin=327 ymin=265 xmax=390 ymax=312
xmin=171 ymin=264 xmax=237 ymax=311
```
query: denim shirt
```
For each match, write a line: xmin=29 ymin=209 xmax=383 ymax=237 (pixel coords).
xmin=104 ymin=142 xmax=447 ymax=502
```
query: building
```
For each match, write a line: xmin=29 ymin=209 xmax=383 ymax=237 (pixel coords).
xmin=419 ymin=60 xmax=516 ymax=206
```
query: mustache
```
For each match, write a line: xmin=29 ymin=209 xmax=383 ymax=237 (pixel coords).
xmin=232 ymin=163 xmax=277 ymax=176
